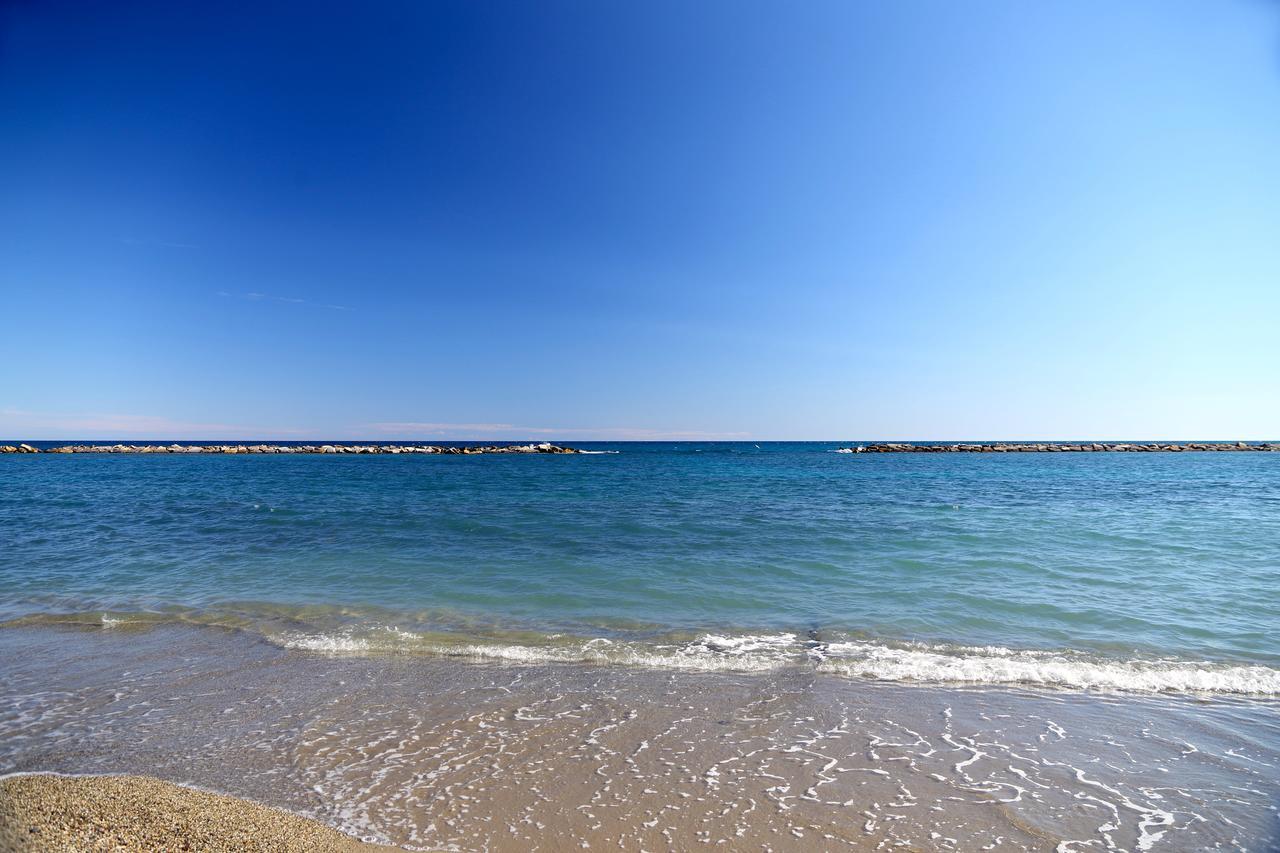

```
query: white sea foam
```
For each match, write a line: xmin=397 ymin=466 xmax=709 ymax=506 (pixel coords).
xmin=283 ymin=634 xmax=373 ymax=653
xmin=692 ymin=633 xmax=799 ymax=655
xmin=278 ymin=629 xmax=796 ymax=672
xmin=275 ymin=628 xmax=1280 ymax=696
xmin=815 ymin=641 xmax=1280 ymax=695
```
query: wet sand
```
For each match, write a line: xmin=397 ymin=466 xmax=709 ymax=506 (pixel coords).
xmin=0 ymin=773 xmax=393 ymax=852
xmin=1 ymin=624 xmax=1278 ymax=851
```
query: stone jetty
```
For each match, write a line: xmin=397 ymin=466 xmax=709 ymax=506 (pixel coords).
xmin=1 ymin=442 xmax=581 ymax=455
xmin=838 ymin=442 xmax=1277 ymax=453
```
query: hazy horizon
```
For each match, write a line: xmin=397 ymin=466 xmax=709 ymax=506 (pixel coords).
xmin=7 ymin=434 xmax=1279 ymax=444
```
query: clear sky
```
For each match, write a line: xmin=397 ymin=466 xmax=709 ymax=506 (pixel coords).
xmin=2 ymin=1 xmax=1278 ymax=440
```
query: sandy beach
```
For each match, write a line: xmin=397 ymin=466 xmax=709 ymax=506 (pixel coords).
xmin=2 ymin=624 xmax=1278 ymax=851
xmin=0 ymin=773 xmax=395 ymax=853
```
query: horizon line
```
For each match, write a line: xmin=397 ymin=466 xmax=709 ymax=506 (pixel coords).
xmin=6 ymin=438 xmax=1278 ymax=444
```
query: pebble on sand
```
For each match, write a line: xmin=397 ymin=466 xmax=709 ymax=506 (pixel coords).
xmin=0 ymin=773 xmax=400 ymax=852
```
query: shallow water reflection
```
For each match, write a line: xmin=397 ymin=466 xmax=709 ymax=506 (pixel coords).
xmin=2 ymin=626 xmax=1277 ymax=851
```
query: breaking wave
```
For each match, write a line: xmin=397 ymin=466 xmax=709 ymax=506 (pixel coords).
xmin=810 ymin=640 xmax=1280 ymax=696
xmin=276 ymin=627 xmax=1280 ymax=696
xmin=7 ymin=610 xmax=1279 ymax=696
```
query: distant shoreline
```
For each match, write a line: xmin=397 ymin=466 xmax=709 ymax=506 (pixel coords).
xmin=0 ymin=442 xmax=581 ymax=455
xmin=839 ymin=441 xmax=1278 ymax=453
xmin=3 ymin=440 xmax=1278 ymax=454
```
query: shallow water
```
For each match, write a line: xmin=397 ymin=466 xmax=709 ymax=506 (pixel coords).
xmin=1 ymin=626 xmax=1277 ymax=851
xmin=2 ymin=444 xmax=1278 ymax=695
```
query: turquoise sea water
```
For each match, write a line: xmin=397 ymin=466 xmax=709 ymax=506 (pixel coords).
xmin=2 ymin=442 xmax=1278 ymax=694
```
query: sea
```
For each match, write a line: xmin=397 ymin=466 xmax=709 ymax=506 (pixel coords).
xmin=2 ymin=442 xmax=1278 ymax=850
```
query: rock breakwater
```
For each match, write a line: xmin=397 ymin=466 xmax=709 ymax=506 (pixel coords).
xmin=838 ymin=442 xmax=1277 ymax=453
xmin=1 ymin=442 xmax=581 ymax=455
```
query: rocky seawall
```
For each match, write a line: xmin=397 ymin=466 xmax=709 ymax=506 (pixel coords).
xmin=1 ymin=442 xmax=580 ymax=455
xmin=839 ymin=442 xmax=1277 ymax=453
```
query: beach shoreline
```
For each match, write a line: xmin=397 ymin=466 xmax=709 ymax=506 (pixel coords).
xmin=3 ymin=623 xmax=1277 ymax=851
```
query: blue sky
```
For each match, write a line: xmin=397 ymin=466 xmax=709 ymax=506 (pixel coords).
xmin=2 ymin=1 xmax=1278 ymax=440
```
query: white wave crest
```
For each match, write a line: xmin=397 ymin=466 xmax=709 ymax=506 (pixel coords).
xmin=278 ymin=629 xmax=796 ymax=672
xmin=690 ymin=633 xmax=798 ymax=655
xmin=816 ymin=641 xmax=1280 ymax=695
xmin=275 ymin=629 xmax=1280 ymax=696
xmin=282 ymin=634 xmax=372 ymax=653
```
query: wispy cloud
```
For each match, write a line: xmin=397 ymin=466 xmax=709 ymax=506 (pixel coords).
xmin=1 ymin=409 xmax=750 ymax=442
xmin=218 ymin=291 xmax=351 ymax=311
xmin=0 ymin=409 xmax=310 ymax=440
xmin=367 ymin=422 xmax=751 ymax=440
xmin=120 ymin=237 xmax=200 ymax=249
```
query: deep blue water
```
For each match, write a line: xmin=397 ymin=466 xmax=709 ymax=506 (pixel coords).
xmin=2 ymin=443 xmax=1278 ymax=693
